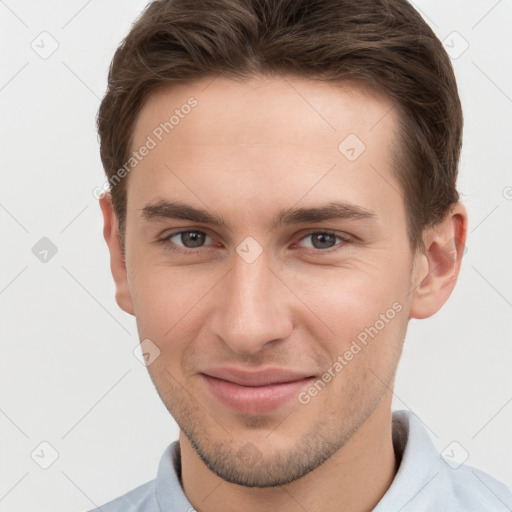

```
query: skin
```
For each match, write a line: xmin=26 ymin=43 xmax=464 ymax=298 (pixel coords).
xmin=100 ymin=75 xmax=467 ymax=512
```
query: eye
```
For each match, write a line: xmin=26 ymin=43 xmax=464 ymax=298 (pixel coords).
xmin=297 ymin=231 xmax=351 ymax=251
xmin=159 ymin=230 xmax=213 ymax=252
xmin=157 ymin=229 xmax=352 ymax=255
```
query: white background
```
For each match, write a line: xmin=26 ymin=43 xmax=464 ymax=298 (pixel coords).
xmin=1 ymin=1 xmax=511 ymax=510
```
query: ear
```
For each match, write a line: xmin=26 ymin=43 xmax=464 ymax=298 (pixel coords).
xmin=409 ymin=202 xmax=468 ymax=320
xmin=99 ymin=192 xmax=135 ymax=316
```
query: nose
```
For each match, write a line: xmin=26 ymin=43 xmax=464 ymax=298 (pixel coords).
xmin=210 ymin=249 xmax=293 ymax=356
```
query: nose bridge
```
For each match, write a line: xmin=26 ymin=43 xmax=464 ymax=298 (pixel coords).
xmin=212 ymin=249 xmax=292 ymax=355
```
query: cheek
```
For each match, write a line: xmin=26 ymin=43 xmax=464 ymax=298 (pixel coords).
xmin=128 ymin=263 xmax=219 ymax=348
xmin=282 ymin=259 xmax=409 ymax=346
xmin=304 ymin=280 xmax=408 ymax=412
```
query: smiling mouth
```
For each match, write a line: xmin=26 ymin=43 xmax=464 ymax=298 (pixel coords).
xmin=201 ymin=367 xmax=315 ymax=415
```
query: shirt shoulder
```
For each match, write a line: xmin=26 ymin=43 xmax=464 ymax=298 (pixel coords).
xmin=84 ymin=441 xmax=193 ymax=512
xmin=374 ymin=410 xmax=512 ymax=512
xmin=445 ymin=464 xmax=512 ymax=511
xmin=85 ymin=478 xmax=157 ymax=512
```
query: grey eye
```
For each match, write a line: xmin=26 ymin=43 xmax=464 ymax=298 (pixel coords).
xmin=171 ymin=231 xmax=209 ymax=248
xmin=302 ymin=232 xmax=338 ymax=250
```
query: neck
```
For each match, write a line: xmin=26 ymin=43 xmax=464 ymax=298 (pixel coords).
xmin=180 ymin=402 xmax=397 ymax=512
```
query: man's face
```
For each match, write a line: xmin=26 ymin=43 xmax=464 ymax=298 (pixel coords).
xmin=121 ymin=75 xmax=421 ymax=486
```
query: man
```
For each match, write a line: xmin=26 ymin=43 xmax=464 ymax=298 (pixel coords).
xmin=91 ymin=0 xmax=512 ymax=510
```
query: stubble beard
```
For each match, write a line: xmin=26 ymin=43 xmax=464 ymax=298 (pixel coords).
xmin=150 ymin=365 xmax=389 ymax=488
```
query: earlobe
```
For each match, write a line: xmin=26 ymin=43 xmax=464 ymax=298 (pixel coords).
xmin=99 ymin=193 xmax=135 ymax=316
xmin=409 ymin=203 xmax=468 ymax=320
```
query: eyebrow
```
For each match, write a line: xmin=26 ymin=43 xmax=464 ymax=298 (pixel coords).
xmin=140 ymin=199 xmax=377 ymax=230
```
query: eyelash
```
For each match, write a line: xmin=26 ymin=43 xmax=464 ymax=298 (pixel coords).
xmin=157 ymin=229 xmax=352 ymax=255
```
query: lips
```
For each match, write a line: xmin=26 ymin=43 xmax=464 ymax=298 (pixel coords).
xmin=201 ymin=367 xmax=315 ymax=415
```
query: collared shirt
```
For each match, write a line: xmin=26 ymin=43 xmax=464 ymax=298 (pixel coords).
xmin=87 ymin=409 xmax=512 ymax=511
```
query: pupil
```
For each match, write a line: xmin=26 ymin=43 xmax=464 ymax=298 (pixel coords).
xmin=313 ymin=233 xmax=335 ymax=249
xmin=182 ymin=231 xmax=205 ymax=248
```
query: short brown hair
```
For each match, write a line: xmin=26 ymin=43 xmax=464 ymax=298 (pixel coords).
xmin=97 ymin=0 xmax=463 ymax=252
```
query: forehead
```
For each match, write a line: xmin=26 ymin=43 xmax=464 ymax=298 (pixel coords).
xmin=127 ymin=75 xmax=403 ymax=232
xmin=133 ymin=74 xmax=397 ymax=150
